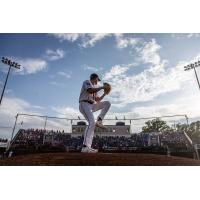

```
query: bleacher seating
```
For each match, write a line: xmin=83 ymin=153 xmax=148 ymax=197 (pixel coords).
xmin=7 ymin=129 xmax=194 ymax=158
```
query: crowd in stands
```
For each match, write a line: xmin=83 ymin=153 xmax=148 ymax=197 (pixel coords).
xmin=9 ymin=129 xmax=193 ymax=154
xmin=13 ymin=129 xmax=44 ymax=147
xmin=160 ymin=131 xmax=187 ymax=143
xmin=12 ymin=129 xmax=68 ymax=146
xmin=160 ymin=131 xmax=191 ymax=151
xmin=0 ymin=138 xmax=9 ymax=159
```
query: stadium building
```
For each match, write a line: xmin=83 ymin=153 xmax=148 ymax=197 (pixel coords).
xmin=71 ymin=121 xmax=131 ymax=137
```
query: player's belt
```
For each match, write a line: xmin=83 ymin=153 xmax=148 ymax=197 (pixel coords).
xmin=79 ymin=100 xmax=94 ymax=104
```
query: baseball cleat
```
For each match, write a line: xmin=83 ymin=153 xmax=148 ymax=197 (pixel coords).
xmin=81 ymin=146 xmax=98 ymax=153
xmin=95 ymin=120 xmax=108 ymax=130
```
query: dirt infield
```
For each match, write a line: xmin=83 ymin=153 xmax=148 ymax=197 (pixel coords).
xmin=0 ymin=153 xmax=200 ymax=166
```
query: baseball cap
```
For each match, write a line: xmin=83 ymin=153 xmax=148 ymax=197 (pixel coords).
xmin=90 ymin=73 xmax=101 ymax=81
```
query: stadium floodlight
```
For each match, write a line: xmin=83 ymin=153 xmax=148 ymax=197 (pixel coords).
xmin=0 ymin=57 xmax=20 ymax=106
xmin=184 ymin=60 xmax=200 ymax=90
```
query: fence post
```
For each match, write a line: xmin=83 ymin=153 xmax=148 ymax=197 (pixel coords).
xmin=185 ymin=115 xmax=189 ymax=126
xmin=70 ymin=119 xmax=72 ymax=133
xmin=7 ymin=114 xmax=19 ymax=151
xmin=44 ymin=116 xmax=48 ymax=130
xmin=11 ymin=114 xmax=19 ymax=141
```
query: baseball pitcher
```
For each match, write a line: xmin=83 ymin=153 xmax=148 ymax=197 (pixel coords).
xmin=79 ymin=73 xmax=111 ymax=153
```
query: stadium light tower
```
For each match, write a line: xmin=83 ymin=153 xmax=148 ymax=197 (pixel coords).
xmin=0 ymin=57 xmax=20 ymax=106
xmin=184 ymin=60 xmax=200 ymax=90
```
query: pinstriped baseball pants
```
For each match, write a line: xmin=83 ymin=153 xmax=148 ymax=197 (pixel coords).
xmin=79 ymin=101 xmax=111 ymax=148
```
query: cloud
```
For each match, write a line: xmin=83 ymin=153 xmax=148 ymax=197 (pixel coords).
xmin=5 ymin=89 xmax=13 ymax=95
xmin=121 ymin=90 xmax=200 ymax=122
xmin=13 ymin=58 xmax=47 ymax=75
xmin=45 ymin=48 xmax=65 ymax=61
xmin=103 ymin=61 xmax=189 ymax=106
xmin=52 ymin=106 xmax=80 ymax=118
xmin=0 ymin=96 xmax=85 ymax=136
xmin=0 ymin=97 xmax=76 ymax=136
xmin=50 ymin=81 xmax=200 ymax=130
xmin=103 ymin=38 xmax=200 ymax=107
xmin=0 ymin=97 xmax=31 ymax=120
xmin=57 ymin=71 xmax=72 ymax=79
xmin=52 ymin=105 xmax=110 ymax=124
xmin=1 ymin=48 xmax=66 ymax=76
xmin=50 ymin=33 xmax=83 ymax=42
xmin=50 ymin=81 xmax=66 ymax=87
xmin=50 ymin=33 xmax=111 ymax=47
xmin=82 ymin=64 xmax=103 ymax=72
xmin=50 ymin=33 xmax=140 ymax=48
xmin=171 ymin=33 xmax=200 ymax=39
xmin=105 ymin=104 xmax=190 ymax=133
xmin=103 ymin=64 xmax=130 ymax=80
xmin=103 ymin=90 xmax=200 ymax=131
xmin=49 ymin=71 xmax=72 ymax=87
xmin=50 ymin=96 xmax=200 ymax=132
xmin=115 ymin=34 xmax=141 ymax=49
xmin=186 ymin=33 xmax=200 ymax=38
xmin=0 ymin=97 xmax=44 ymax=138
xmin=81 ymin=33 xmax=112 ymax=48
xmin=136 ymin=38 xmax=162 ymax=65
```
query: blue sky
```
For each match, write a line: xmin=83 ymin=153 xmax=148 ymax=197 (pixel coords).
xmin=1 ymin=33 xmax=200 ymax=135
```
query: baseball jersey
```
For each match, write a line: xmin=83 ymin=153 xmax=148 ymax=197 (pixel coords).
xmin=79 ymin=80 xmax=97 ymax=103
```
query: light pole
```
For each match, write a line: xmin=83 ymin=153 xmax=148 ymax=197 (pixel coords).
xmin=184 ymin=60 xmax=200 ymax=90
xmin=0 ymin=57 xmax=20 ymax=106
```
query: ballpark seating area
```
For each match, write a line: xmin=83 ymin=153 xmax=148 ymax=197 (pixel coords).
xmin=6 ymin=129 xmax=194 ymax=158
xmin=160 ymin=131 xmax=192 ymax=150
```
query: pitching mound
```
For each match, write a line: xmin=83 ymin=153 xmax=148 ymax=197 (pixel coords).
xmin=0 ymin=153 xmax=200 ymax=166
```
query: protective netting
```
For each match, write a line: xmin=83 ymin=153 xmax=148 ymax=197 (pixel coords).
xmin=1 ymin=114 xmax=188 ymax=140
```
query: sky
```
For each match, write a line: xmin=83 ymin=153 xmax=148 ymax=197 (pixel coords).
xmin=1 ymin=33 xmax=200 ymax=137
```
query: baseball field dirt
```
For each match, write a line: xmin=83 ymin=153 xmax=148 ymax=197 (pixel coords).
xmin=0 ymin=153 xmax=200 ymax=166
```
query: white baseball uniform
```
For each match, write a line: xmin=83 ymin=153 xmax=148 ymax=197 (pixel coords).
xmin=79 ymin=80 xmax=111 ymax=148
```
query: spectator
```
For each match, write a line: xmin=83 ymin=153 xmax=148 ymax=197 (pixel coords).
xmin=10 ymin=129 xmax=193 ymax=154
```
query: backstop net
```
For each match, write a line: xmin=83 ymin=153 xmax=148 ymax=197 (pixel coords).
xmin=3 ymin=113 xmax=189 ymax=141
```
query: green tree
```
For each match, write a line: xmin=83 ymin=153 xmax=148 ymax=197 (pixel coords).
xmin=185 ymin=121 xmax=200 ymax=141
xmin=176 ymin=123 xmax=188 ymax=131
xmin=142 ymin=118 xmax=171 ymax=133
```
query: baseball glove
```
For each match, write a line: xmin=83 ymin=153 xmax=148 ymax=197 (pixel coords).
xmin=103 ymin=82 xmax=111 ymax=94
